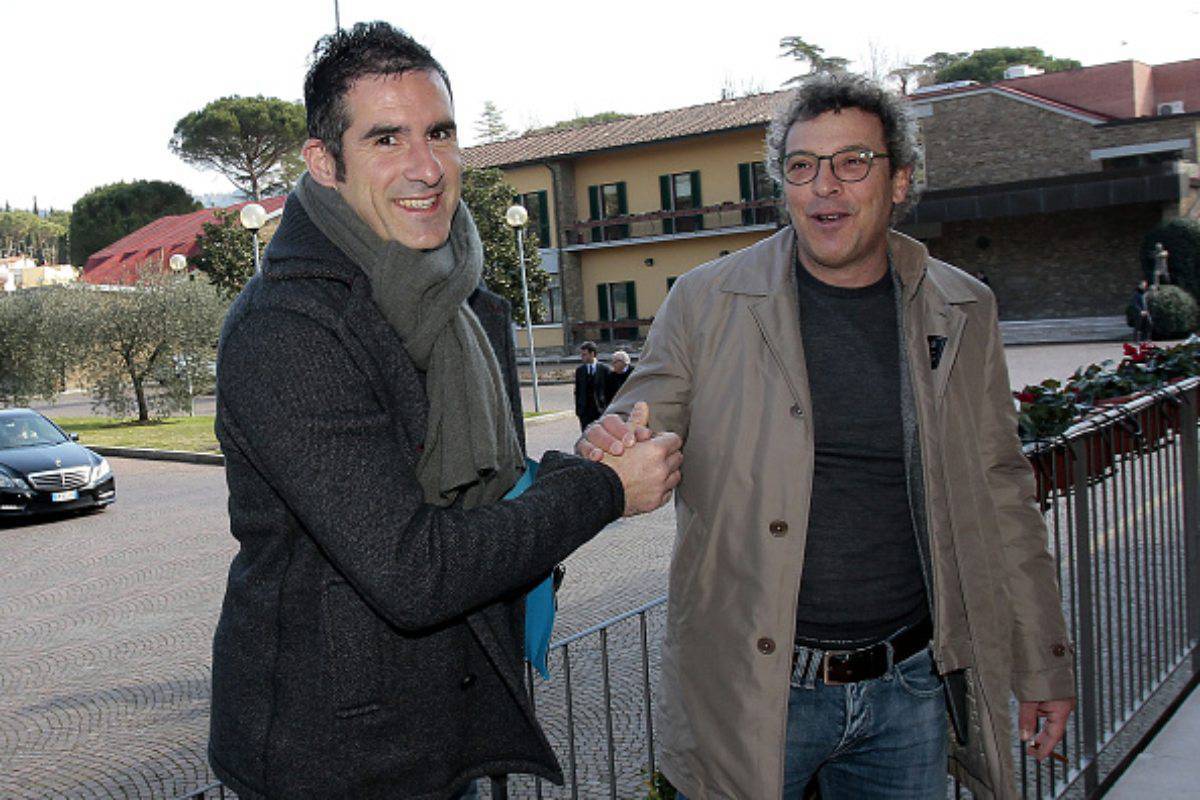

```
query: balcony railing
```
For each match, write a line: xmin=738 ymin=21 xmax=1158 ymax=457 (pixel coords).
xmin=564 ymin=198 xmax=780 ymax=248
xmin=173 ymin=383 xmax=1200 ymax=800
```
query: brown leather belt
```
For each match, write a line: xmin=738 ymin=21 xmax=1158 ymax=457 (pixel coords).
xmin=794 ymin=618 xmax=933 ymax=686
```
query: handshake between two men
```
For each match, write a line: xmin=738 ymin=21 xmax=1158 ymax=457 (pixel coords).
xmin=575 ymin=401 xmax=681 ymax=517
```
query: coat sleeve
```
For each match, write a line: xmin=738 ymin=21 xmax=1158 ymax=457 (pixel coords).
xmin=217 ymin=306 xmax=624 ymax=633
xmin=977 ymin=294 xmax=1076 ymax=701
xmin=605 ymin=277 xmax=694 ymax=441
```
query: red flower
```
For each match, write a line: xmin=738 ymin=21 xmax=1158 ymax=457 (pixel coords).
xmin=1124 ymin=343 xmax=1138 ymax=356
xmin=1015 ymin=391 xmax=1036 ymax=403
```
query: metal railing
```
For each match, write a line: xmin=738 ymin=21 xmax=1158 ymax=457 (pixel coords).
xmin=564 ymin=199 xmax=779 ymax=247
xmin=1005 ymin=380 xmax=1199 ymax=799
xmin=174 ymin=383 xmax=1199 ymax=800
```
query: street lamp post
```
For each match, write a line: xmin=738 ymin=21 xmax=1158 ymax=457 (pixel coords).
xmin=168 ymin=254 xmax=196 ymax=417
xmin=504 ymin=204 xmax=541 ymax=413
xmin=239 ymin=203 xmax=268 ymax=274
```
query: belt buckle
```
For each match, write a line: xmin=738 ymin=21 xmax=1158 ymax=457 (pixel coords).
xmin=821 ymin=652 xmax=848 ymax=686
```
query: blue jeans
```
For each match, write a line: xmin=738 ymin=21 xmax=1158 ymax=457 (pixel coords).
xmin=680 ymin=647 xmax=947 ymax=800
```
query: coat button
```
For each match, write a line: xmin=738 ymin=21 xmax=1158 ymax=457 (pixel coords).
xmin=757 ymin=637 xmax=776 ymax=655
xmin=460 ymin=673 xmax=477 ymax=689
xmin=790 ymin=404 xmax=803 ymax=418
xmin=769 ymin=520 xmax=788 ymax=537
xmin=1051 ymin=643 xmax=1067 ymax=658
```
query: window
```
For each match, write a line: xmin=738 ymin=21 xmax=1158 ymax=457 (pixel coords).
xmin=738 ymin=161 xmax=779 ymax=225
xmin=659 ymin=171 xmax=703 ymax=234
xmin=587 ymin=182 xmax=628 ymax=242
xmin=597 ymin=280 xmax=639 ymax=341
xmin=541 ymin=274 xmax=563 ymax=323
xmin=517 ymin=190 xmax=551 ymax=246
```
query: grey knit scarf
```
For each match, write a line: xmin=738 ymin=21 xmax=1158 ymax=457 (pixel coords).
xmin=294 ymin=173 xmax=523 ymax=508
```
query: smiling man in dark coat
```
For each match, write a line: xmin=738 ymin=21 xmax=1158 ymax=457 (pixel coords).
xmin=206 ymin=22 xmax=682 ymax=800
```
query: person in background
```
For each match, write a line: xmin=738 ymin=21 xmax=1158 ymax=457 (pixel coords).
xmin=573 ymin=340 xmax=610 ymax=431
xmin=1132 ymin=279 xmax=1153 ymax=343
xmin=605 ymin=349 xmax=634 ymax=402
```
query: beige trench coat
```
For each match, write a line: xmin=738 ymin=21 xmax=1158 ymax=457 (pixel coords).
xmin=607 ymin=227 xmax=1075 ymax=800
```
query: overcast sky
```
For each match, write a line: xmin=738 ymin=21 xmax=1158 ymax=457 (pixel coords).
xmin=4 ymin=0 xmax=1198 ymax=211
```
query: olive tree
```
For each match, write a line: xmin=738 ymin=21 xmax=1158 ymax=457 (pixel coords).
xmin=0 ymin=287 xmax=87 ymax=406
xmin=79 ymin=271 xmax=228 ymax=421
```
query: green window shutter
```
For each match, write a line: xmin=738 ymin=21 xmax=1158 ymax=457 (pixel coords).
xmin=587 ymin=185 xmax=601 ymax=243
xmin=597 ymin=283 xmax=611 ymax=342
xmin=616 ymin=182 xmax=629 ymax=239
xmin=659 ymin=175 xmax=674 ymax=235
xmin=690 ymin=170 xmax=703 ymax=230
xmin=738 ymin=163 xmax=753 ymax=225
xmin=537 ymin=190 xmax=550 ymax=245
xmin=625 ymin=281 xmax=638 ymax=318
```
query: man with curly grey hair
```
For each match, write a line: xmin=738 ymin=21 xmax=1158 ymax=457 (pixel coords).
xmin=581 ymin=71 xmax=1074 ymax=799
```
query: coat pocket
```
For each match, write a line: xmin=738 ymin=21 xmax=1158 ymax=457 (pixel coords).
xmin=321 ymin=580 xmax=382 ymax=717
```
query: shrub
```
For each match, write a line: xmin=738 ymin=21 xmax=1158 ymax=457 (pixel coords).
xmin=1147 ymin=285 xmax=1198 ymax=339
xmin=1141 ymin=218 xmax=1200 ymax=299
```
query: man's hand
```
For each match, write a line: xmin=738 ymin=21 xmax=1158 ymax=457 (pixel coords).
xmin=600 ymin=430 xmax=683 ymax=516
xmin=1019 ymin=698 xmax=1075 ymax=762
xmin=576 ymin=400 xmax=653 ymax=461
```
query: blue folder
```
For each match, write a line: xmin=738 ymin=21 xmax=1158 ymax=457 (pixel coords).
xmin=505 ymin=458 xmax=555 ymax=679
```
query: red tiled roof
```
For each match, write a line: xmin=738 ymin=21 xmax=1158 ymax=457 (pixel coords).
xmin=463 ymin=91 xmax=791 ymax=169
xmin=81 ymin=196 xmax=286 ymax=286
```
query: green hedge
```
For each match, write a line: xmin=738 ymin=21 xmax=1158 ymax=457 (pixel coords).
xmin=1148 ymin=285 xmax=1199 ymax=338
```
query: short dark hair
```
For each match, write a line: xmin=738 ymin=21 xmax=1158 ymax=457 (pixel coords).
xmin=580 ymin=341 xmax=598 ymax=354
xmin=304 ymin=21 xmax=452 ymax=180
xmin=765 ymin=72 xmax=923 ymax=223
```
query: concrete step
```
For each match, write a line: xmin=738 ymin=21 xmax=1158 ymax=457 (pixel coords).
xmin=1000 ymin=316 xmax=1130 ymax=345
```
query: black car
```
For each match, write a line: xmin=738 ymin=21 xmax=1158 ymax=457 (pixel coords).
xmin=0 ymin=408 xmax=116 ymax=518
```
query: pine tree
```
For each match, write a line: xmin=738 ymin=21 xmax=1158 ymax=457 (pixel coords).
xmin=474 ymin=101 xmax=514 ymax=143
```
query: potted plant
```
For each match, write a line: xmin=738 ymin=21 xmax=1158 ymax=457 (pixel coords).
xmin=1015 ymin=379 xmax=1111 ymax=499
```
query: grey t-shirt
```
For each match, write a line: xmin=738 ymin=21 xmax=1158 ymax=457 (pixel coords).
xmin=792 ymin=259 xmax=928 ymax=646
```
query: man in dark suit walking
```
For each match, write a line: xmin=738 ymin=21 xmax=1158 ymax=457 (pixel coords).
xmin=574 ymin=340 xmax=610 ymax=431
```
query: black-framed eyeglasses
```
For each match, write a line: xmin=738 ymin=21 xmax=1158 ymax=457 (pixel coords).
xmin=781 ymin=147 xmax=890 ymax=186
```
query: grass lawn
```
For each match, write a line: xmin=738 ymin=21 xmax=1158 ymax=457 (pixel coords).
xmin=50 ymin=410 xmax=555 ymax=453
xmin=51 ymin=416 xmax=220 ymax=453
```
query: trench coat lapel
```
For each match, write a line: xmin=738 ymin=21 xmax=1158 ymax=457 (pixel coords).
xmin=721 ymin=228 xmax=808 ymax=410
xmin=891 ymin=231 xmax=972 ymax=406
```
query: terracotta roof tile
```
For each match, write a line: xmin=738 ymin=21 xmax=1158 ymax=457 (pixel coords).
xmin=464 ymin=91 xmax=790 ymax=169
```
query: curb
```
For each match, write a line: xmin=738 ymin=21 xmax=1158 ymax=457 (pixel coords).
xmin=89 ymin=445 xmax=224 ymax=466
xmin=524 ymin=410 xmax=574 ymax=427
xmin=87 ymin=412 xmax=574 ymax=466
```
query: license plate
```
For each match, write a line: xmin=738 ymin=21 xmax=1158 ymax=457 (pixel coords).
xmin=51 ymin=490 xmax=78 ymax=503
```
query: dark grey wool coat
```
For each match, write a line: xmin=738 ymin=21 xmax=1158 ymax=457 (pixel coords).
xmin=207 ymin=197 xmax=624 ymax=799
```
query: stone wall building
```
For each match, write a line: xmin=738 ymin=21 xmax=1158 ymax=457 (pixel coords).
xmin=907 ymin=62 xmax=1200 ymax=318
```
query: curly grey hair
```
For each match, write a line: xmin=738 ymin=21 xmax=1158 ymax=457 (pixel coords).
xmin=765 ymin=72 xmax=924 ymax=223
